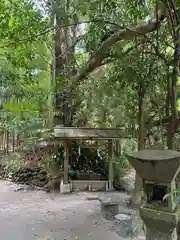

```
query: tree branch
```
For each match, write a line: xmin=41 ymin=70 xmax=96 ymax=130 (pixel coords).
xmin=98 ymin=44 xmax=138 ymax=66
xmin=69 ymin=5 xmax=165 ymax=90
xmin=0 ymin=27 xmax=54 ymax=48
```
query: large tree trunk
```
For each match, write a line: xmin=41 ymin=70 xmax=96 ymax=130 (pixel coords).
xmin=166 ymin=70 xmax=173 ymax=148
xmin=132 ymin=84 xmax=145 ymax=206
xmin=53 ymin=1 xmax=77 ymax=127
xmin=167 ymin=8 xmax=180 ymax=149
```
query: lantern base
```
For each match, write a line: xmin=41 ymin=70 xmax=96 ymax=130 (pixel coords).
xmin=146 ymin=227 xmax=177 ymax=240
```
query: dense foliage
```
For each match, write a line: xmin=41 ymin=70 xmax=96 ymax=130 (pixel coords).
xmin=1 ymin=0 xmax=180 ymax=201
xmin=0 ymin=0 xmax=52 ymax=144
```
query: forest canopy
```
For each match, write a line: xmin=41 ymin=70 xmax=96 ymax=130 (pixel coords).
xmin=1 ymin=0 xmax=180 ymax=203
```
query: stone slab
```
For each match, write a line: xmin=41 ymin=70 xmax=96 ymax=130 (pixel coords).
xmin=98 ymin=195 xmax=130 ymax=205
xmin=71 ymin=180 xmax=108 ymax=192
xmin=60 ymin=183 xmax=71 ymax=193
xmin=98 ymin=194 xmax=131 ymax=220
xmin=140 ymin=207 xmax=179 ymax=233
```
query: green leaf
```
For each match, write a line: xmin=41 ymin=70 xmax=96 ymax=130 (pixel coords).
xmin=3 ymin=103 xmax=39 ymax=111
xmin=8 ymin=15 xmax=14 ymax=28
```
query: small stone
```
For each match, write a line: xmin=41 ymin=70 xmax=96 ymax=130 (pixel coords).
xmin=115 ymin=213 xmax=132 ymax=221
xmin=14 ymin=187 xmax=25 ymax=192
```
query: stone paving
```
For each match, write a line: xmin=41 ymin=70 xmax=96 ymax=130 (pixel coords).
xmin=0 ymin=181 xmax=144 ymax=240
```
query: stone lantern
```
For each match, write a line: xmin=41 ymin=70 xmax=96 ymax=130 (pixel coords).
xmin=127 ymin=149 xmax=180 ymax=240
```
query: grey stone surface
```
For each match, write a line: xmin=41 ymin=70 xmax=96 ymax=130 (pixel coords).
xmin=114 ymin=214 xmax=132 ymax=237
xmin=96 ymin=192 xmax=145 ymax=239
xmin=132 ymin=211 xmax=145 ymax=237
xmin=115 ymin=213 xmax=132 ymax=221
xmin=98 ymin=192 xmax=131 ymax=220
xmin=0 ymin=181 xmax=135 ymax=240
xmin=146 ymin=228 xmax=177 ymax=240
xmin=101 ymin=202 xmax=119 ymax=220
xmin=127 ymin=149 xmax=180 ymax=182
xmin=60 ymin=183 xmax=71 ymax=193
xmin=98 ymin=192 xmax=131 ymax=204
xmin=0 ymin=181 xmax=146 ymax=240
xmin=113 ymin=210 xmax=145 ymax=239
xmin=128 ymin=149 xmax=180 ymax=161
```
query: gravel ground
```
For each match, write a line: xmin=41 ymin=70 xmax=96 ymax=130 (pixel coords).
xmin=0 ymin=180 xmax=133 ymax=240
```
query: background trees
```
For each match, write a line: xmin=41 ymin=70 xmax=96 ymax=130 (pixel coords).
xmin=1 ymin=0 xmax=180 ymax=202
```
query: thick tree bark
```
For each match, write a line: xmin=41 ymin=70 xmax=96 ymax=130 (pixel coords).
xmin=166 ymin=73 xmax=174 ymax=148
xmin=167 ymin=8 xmax=180 ymax=149
xmin=132 ymin=85 xmax=145 ymax=206
xmin=53 ymin=2 xmax=76 ymax=127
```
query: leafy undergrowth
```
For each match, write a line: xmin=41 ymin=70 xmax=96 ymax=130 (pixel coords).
xmin=0 ymin=151 xmax=133 ymax=192
xmin=0 ymin=153 xmax=50 ymax=188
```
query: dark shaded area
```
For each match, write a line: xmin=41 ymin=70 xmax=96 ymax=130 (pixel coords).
xmin=147 ymin=184 xmax=167 ymax=203
xmin=53 ymin=142 xmax=108 ymax=180
xmin=0 ymin=164 xmax=49 ymax=187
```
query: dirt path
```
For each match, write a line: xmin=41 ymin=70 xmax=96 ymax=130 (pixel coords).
xmin=0 ymin=181 xmax=131 ymax=240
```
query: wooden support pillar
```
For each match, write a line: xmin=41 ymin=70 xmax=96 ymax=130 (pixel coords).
xmin=108 ymin=139 xmax=113 ymax=190
xmin=63 ymin=140 xmax=69 ymax=184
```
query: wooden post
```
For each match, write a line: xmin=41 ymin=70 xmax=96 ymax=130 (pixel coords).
xmin=108 ymin=139 xmax=113 ymax=190
xmin=63 ymin=140 xmax=69 ymax=184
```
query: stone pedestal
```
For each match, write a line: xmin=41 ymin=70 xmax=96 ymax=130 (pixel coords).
xmin=99 ymin=196 xmax=123 ymax=220
xmin=60 ymin=183 xmax=71 ymax=193
xmin=126 ymin=150 xmax=180 ymax=240
xmin=101 ymin=201 xmax=119 ymax=220
xmin=140 ymin=207 xmax=179 ymax=240
xmin=146 ymin=228 xmax=177 ymax=240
